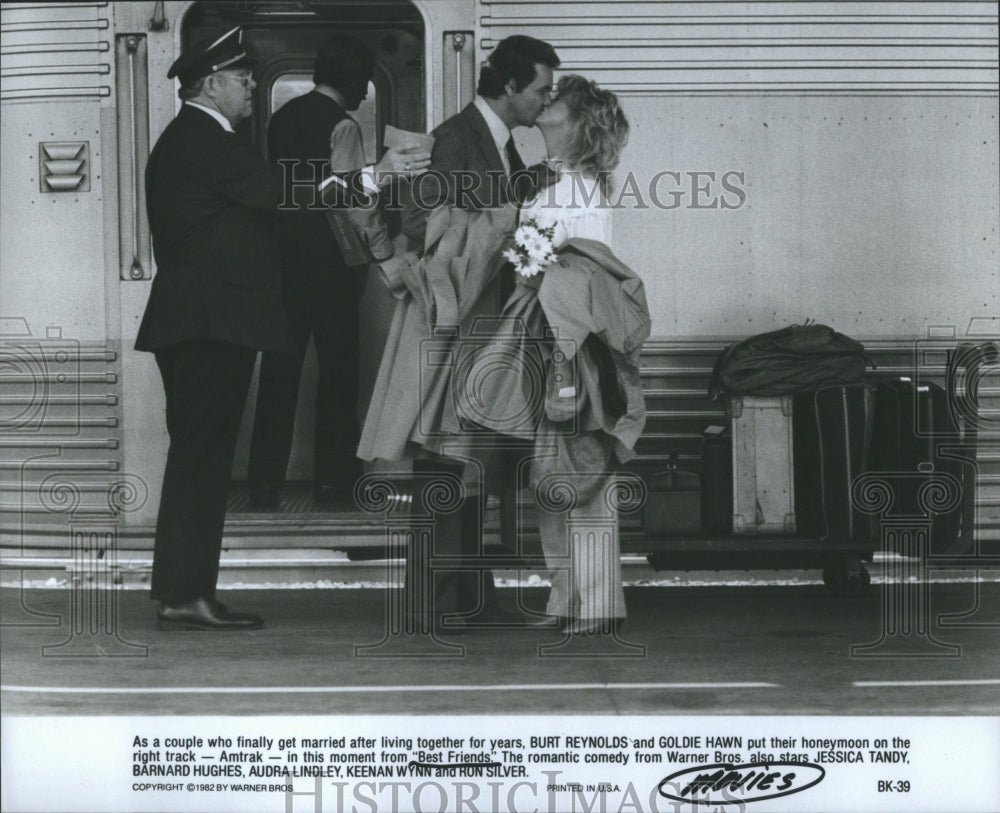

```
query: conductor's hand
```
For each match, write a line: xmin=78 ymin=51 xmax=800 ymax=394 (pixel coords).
xmin=374 ymin=146 xmax=431 ymax=186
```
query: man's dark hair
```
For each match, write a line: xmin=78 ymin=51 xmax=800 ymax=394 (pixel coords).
xmin=476 ymin=35 xmax=559 ymax=98
xmin=313 ymin=35 xmax=375 ymax=92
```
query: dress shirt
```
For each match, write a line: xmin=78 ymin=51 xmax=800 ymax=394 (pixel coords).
xmin=473 ymin=95 xmax=513 ymax=175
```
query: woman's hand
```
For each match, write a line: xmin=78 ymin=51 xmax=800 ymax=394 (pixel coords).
xmin=373 ymin=146 xmax=431 ymax=186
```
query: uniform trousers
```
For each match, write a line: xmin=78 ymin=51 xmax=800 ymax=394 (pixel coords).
xmin=249 ymin=221 xmax=362 ymax=492
xmin=407 ymin=457 xmax=499 ymax=623
xmin=151 ymin=340 xmax=256 ymax=603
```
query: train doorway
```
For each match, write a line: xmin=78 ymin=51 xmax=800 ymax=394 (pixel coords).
xmin=180 ymin=1 xmax=426 ymax=515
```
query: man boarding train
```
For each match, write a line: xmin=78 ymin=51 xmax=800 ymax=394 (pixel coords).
xmin=135 ymin=27 xmax=429 ymax=630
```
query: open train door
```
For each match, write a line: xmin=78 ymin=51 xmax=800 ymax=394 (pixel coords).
xmin=113 ymin=0 xmax=476 ymax=548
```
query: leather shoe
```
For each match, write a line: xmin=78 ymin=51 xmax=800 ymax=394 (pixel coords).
xmin=157 ymin=598 xmax=264 ymax=631
xmin=249 ymin=484 xmax=281 ymax=511
xmin=208 ymin=598 xmax=264 ymax=625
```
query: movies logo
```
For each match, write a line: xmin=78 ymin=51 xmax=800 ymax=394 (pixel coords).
xmin=658 ymin=761 xmax=826 ymax=806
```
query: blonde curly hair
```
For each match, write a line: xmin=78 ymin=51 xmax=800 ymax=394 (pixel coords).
xmin=556 ymin=75 xmax=630 ymax=195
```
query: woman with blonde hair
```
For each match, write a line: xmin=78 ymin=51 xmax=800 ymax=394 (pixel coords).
xmin=460 ymin=75 xmax=650 ymax=635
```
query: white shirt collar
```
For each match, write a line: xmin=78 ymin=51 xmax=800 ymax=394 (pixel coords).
xmin=473 ymin=95 xmax=511 ymax=159
xmin=185 ymin=101 xmax=235 ymax=133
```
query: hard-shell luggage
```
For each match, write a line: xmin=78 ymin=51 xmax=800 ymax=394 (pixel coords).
xmin=947 ymin=342 xmax=1000 ymax=555
xmin=793 ymin=384 xmax=876 ymax=544
xmin=871 ymin=377 xmax=963 ymax=554
xmin=701 ymin=425 xmax=733 ymax=534
xmin=730 ymin=396 xmax=796 ymax=533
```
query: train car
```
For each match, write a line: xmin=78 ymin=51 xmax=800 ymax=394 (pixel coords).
xmin=2 ymin=0 xmax=999 ymax=592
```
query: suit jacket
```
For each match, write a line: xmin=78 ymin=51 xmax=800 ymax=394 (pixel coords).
xmin=358 ymin=206 xmax=517 ymax=468
xmin=136 ymin=104 xmax=366 ymax=354
xmin=402 ymin=103 xmax=532 ymax=244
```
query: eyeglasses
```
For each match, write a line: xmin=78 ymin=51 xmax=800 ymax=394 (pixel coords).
xmin=218 ymin=71 xmax=253 ymax=87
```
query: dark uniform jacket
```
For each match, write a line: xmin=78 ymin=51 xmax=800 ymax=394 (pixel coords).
xmin=135 ymin=105 xmax=294 ymax=354
xmin=136 ymin=104 xmax=368 ymax=355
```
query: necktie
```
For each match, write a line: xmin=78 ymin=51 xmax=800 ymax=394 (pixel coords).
xmin=504 ymin=137 xmax=525 ymax=175
xmin=505 ymin=137 xmax=529 ymax=203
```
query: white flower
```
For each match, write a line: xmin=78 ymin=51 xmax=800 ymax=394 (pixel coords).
xmin=514 ymin=223 xmax=538 ymax=246
xmin=509 ymin=217 xmax=556 ymax=278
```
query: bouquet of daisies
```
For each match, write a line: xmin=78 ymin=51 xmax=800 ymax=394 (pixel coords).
xmin=503 ymin=217 xmax=557 ymax=278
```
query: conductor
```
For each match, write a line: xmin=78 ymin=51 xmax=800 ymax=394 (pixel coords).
xmin=135 ymin=27 xmax=429 ymax=630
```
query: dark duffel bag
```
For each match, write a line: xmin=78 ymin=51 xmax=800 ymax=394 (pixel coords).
xmin=709 ymin=323 xmax=870 ymax=399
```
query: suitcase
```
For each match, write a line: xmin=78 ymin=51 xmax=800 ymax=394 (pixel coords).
xmin=729 ymin=396 xmax=796 ymax=533
xmin=947 ymin=342 xmax=999 ymax=555
xmin=701 ymin=425 xmax=733 ymax=533
xmin=793 ymin=384 xmax=876 ymax=544
xmin=643 ymin=456 xmax=701 ymax=535
xmin=871 ymin=377 xmax=963 ymax=554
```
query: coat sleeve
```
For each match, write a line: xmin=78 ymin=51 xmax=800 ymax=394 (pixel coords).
xmin=401 ymin=125 xmax=468 ymax=245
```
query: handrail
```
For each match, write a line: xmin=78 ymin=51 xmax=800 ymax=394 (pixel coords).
xmin=116 ymin=33 xmax=150 ymax=281
xmin=125 ymin=36 xmax=143 ymax=280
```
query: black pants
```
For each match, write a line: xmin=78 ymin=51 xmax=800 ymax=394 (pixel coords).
xmin=151 ymin=340 xmax=256 ymax=603
xmin=248 ymin=225 xmax=362 ymax=492
xmin=407 ymin=458 xmax=499 ymax=622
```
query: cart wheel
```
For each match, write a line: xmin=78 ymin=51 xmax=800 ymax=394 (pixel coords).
xmin=823 ymin=561 xmax=871 ymax=597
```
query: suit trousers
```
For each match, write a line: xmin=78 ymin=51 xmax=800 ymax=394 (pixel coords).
xmin=406 ymin=458 xmax=500 ymax=622
xmin=151 ymin=340 xmax=256 ymax=603
xmin=249 ymin=222 xmax=363 ymax=491
xmin=536 ymin=470 xmax=627 ymax=622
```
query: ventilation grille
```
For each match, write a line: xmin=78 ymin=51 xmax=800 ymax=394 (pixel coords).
xmin=39 ymin=141 xmax=89 ymax=192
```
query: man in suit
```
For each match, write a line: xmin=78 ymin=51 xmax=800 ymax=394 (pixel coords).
xmin=136 ymin=27 xmax=429 ymax=630
xmin=248 ymin=37 xmax=386 ymax=511
xmin=401 ymin=35 xmax=560 ymax=633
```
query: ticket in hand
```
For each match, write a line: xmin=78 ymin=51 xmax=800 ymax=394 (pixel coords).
xmin=384 ymin=125 xmax=435 ymax=152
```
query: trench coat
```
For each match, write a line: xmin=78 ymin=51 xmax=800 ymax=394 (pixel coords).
xmin=356 ymin=204 xmax=518 ymax=473
xmin=455 ymin=237 xmax=651 ymax=466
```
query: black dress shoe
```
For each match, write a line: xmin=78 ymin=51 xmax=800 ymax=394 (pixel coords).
xmin=208 ymin=598 xmax=264 ymax=625
xmin=157 ymin=598 xmax=264 ymax=631
xmin=249 ymin=484 xmax=281 ymax=511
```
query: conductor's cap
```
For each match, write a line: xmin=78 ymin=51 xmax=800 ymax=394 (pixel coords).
xmin=168 ymin=26 xmax=253 ymax=85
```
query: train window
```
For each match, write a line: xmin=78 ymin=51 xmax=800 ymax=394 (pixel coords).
xmin=270 ymin=73 xmax=378 ymax=163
